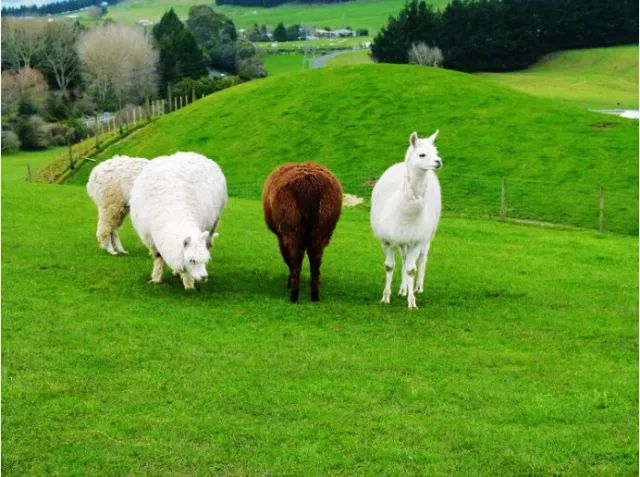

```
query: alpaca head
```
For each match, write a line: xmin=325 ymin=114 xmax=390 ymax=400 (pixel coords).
xmin=182 ymin=231 xmax=214 ymax=282
xmin=406 ymin=130 xmax=443 ymax=171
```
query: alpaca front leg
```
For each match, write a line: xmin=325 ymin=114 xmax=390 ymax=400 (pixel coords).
xmin=404 ymin=247 xmax=422 ymax=309
xmin=398 ymin=245 xmax=408 ymax=296
xmin=381 ymin=245 xmax=395 ymax=304
xmin=415 ymin=242 xmax=431 ymax=293
xmin=150 ymin=255 xmax=165 ymax=284
xmin=180 ymin=272 xmax=195 ymax=290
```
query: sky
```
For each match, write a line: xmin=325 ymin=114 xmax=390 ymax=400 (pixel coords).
xmin=3 ymin=0 xmax=62 ymax=6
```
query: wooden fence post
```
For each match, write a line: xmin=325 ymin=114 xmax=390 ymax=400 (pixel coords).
xmin=174 ymin=97 xmax=178 ymax=111
xmin=26 ymin=164 xmax=32 ymax=182
xmin=168 ymin=85 xmax=173 ymax=111
xmin=500 ymin=177 xmax=507 ymax=220
xmin=67 ymin=137 xmax=74 ymax=170
xmin=94 ymin=114 xmax=99 ymax=149
xmin=599 ymin=185 xmax=605 ymax=232
xmin=192 ymin=87 xmax=196 ymax=103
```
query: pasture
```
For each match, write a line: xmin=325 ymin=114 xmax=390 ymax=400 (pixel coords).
xmin=3 ymin=149 xmax=638 ymax=475
xmin=480 ymin=45 xmax=639 ymax=109
xmin=3 ymin=52 xmax=638 ymax=475
xmin=75 ymin=0 xmax=450 ymax=32
xmin=74 ymin=65 xmax=638 ymax=235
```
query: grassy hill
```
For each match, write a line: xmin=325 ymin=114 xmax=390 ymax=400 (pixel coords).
xmin=77 ymin=0 xmax=449 ymax=31
xmin=3 ymin=149 xmax=638 ymax=475
xmin=480 ymin=45 xmax=639 ymax=109
xmin=73 ymin=64 xmax=638 ymax=234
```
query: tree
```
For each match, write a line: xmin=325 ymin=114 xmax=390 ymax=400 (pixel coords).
xmin=86 ymin=6 xmax=105 ymax=24
xmin=408 ymin=43 xmax=443 ymax=67
xmin=1 ymin=67 xmax=49 ymax=116
xmin=78 ymin=24 xmax=158 ymax=108
xmin=41 ymin=21 xmax=81 ymax=92
xmin=153 ymin=9 xmax=208 ymax=92
xmin=273 ymin=22 xmax=287 ymax=42
xmin=371 ymin=0 xmax=440 ymax=64
xmin=1 ymin=18 xmax=46 ymax=70
xmin=186 ymin=5 xmax=237 ymax=46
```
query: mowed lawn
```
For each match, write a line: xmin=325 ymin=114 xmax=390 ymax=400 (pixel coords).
xmin=2 ymin=151 xmax=638 ymax=475
xmin=480 ymin=45 xmax=639 ymax=109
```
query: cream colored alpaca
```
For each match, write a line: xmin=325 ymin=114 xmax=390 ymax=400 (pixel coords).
xmin=87 ymin=155 xmax=148 ymax=255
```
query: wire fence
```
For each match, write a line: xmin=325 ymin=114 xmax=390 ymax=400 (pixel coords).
xmin=223 ymin=170 xmax=637 ymax=236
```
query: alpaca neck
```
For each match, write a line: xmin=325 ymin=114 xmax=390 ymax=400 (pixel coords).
xmin=404 ymin=164 xmax=428 ymax=201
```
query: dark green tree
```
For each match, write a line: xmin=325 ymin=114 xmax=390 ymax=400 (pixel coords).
xmin=152 ymin=9 xmax=208 ymax=92
xmin=273 ymin=22 xmax=287 ymax=42
xmin=370 ymin=0 xmax=440 ymax=64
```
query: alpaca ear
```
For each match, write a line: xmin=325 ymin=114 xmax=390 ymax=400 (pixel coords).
xmin=428 ymin=129 xmax=439 ymax=143
xmin=410 ymin=132 xmax=418 ymax=147
xmin=183 ymin=236 xmax=191 ymax=248
xmin=201 ymin=230 xmax=212 ymax=248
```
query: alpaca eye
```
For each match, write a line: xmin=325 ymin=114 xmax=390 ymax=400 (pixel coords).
xmin=419 ymin=153 xmax=426 ymax=158
xmin=190 ymin=259 xmax=196 ymax=265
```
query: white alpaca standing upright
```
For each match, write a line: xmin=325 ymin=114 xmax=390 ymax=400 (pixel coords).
xmin=87 ymin=155 xmax=149 ymax=255
xmin=370 ymin=130 xmax=443 ymax=309
xmin=129 ymin=152 xmax=227 ymax=290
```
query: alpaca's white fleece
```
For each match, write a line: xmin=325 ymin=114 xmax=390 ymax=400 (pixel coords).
xmin=87 ymin=155 xmax=149 ymax=253
xmin=370 ymin=164 xmax=441 ymax=245
xmin=87 ymin=155 xmax=148 ymax=211
xmin=129 ymin=152 xmax=227 ymax=273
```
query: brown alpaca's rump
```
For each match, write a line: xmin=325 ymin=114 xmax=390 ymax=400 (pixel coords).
xmin=262 ymin=162 xmax=343 ymax=302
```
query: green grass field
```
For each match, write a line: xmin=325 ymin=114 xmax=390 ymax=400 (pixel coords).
xmin=76 ymin=0 xmax=448 ymax=32
xmin=262 ymin=53 xmax=309 ymax=75
xmin=480 ymin=45 xmax=639 ymax=109
xmin=325 ymin=49 xmax=373 ymax=66
xmin=73 ymin=65 xmax=638 ymax=234
xmin=3 ymin=147 xmax=638 ymax=475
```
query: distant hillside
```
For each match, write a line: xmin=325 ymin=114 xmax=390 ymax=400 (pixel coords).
xmin=75 ymin=64 xmax=638 ymax=234
xmin=480 ymin=45 xmax=639 ymax=109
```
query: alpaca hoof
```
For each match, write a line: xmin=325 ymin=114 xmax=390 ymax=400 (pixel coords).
xmin=290 ymin=290 xmax=299 ymax=303
xmin=380 ymin=292 xmax=391 ymax=304
xmin=311 ymin=291 xmax=320 ymax=301
xmin=408 ymin=297 xmax=418 ymax=309
xmin=148 ymin=278 xmax=162 ymax=284
xmin=398 ymin=287 xmax=407 ymax=297
xmin=415 ymin=286 xmax=424 ymax=294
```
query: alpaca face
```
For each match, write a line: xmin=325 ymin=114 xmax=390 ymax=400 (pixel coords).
xmin=182 ymin=231 xmax=212 ymax=282
xmin=407 ymin=130 xmax=443 ymax=171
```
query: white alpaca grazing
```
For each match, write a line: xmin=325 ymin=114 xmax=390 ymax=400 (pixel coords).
xmin=129 ymin=152 xmax=228 ymax=290
xmin=370 ymin=130 xmax=443 ymax=309
xmin=87 ymin=155 xmax=149 ymax=255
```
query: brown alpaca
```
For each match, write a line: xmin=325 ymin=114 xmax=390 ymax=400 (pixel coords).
xmin=263 ymin=162 xmax=343 ymax=302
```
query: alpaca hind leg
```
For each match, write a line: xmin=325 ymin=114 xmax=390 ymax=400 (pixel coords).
xmin=110 ymin=206 xmax=129 ymax=255
xmin=308 ymin=241 xmax=325 ymax=302
xmin=381 ymin=244 xmax=395 ymax=304
xmin=150 ymin=254 xmax=165 ymax=284
xmin=405 ymin=247 xmax=422 ymax=309
xmin=278 ymin=235 xmax=292 ymax=288
xmin=415 ymin=242 xmax=431 ymax=293
xmin=398 ymin=245 xmax=409 ymax=296
xmin=287 ymin=238 xmax=305 ymax=303
xmin=96 ymin=208 xmax=116 ymax=255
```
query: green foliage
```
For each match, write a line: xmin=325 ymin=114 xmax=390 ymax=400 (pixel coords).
xmin=273 ymin=22 xmax=287 ymax=42
xmin=371 ymin=0 xmax=440 ymax=64
xmin=170 ymin=75 xmax=243 ymax=99
xmin=1 ymin=130 xmax=21 ymax=152
xmin=14 ymin=115 xmax=50 ymax=150
xmin=372 ymin=0 xmax=639 ymax=71
xmin=152 ymin=8 xmax=208 ymax=92
xmin=80 ymin=64 xmax=638 ymax=234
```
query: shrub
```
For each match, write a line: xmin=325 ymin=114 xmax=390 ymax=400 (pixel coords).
xmin=236 ymin=56 xmax=267 ymax=80
xmin=408 ymin=43 xmax=443 ymax=67
xmin=356 ymin=28 xmax=369 ymax=37
xmin=16 ymin=115 xmax=51 ymax=150
xmin=1 ymin=130 xmax=21 ymax=152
